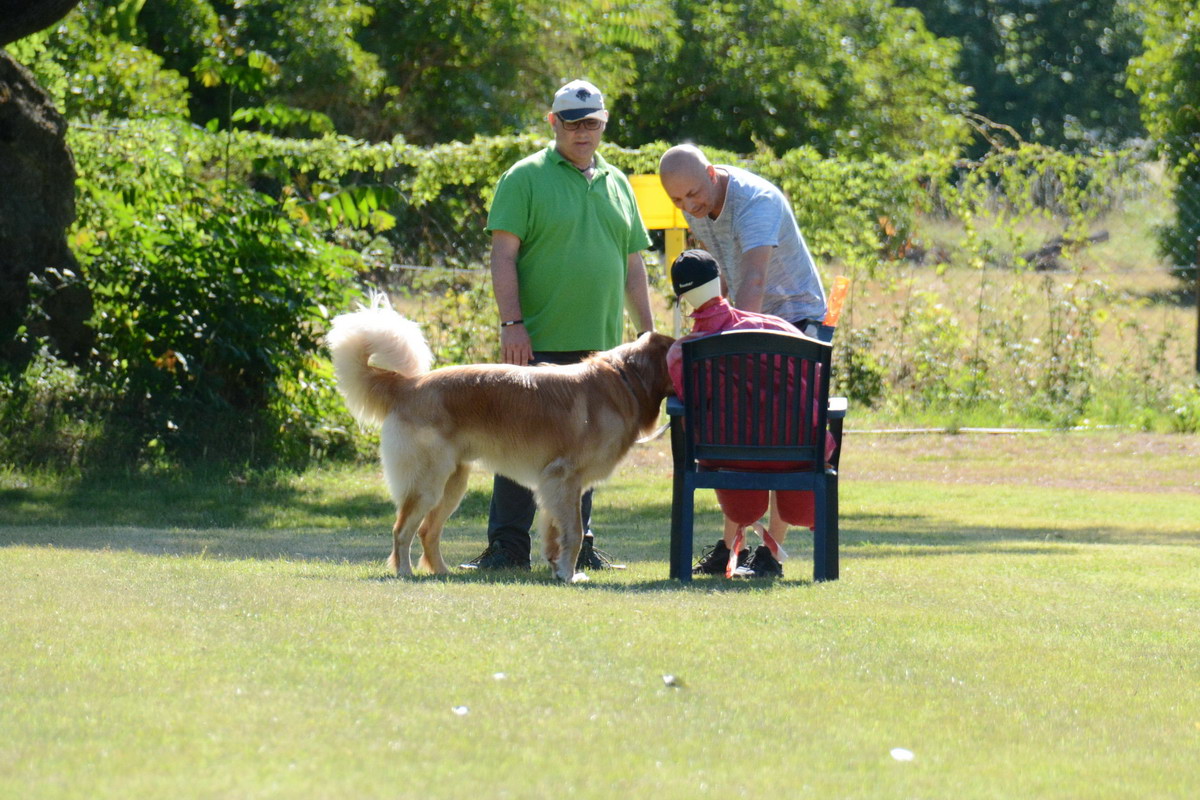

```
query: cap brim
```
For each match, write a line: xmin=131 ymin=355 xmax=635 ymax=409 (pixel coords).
xmin=555 ymin=108 xmax=608 ymax=122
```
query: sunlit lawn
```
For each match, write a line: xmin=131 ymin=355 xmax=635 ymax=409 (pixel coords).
xmin=2 ymin=432 xmax=1198 ymax=799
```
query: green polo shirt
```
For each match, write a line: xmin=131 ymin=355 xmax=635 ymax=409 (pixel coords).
xmin=486 ymin=146 xmax=652 ymax=351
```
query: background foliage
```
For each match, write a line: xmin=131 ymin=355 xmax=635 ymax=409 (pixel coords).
xmin=898 ymin=0 xmax=1145 ymax=151
xmin=3 ymin=119 xmax=363 ymax=470
xmin=1127 ymin=1 xmax=1200 ymax=273
xmin=610 ymin=0 xmax=970 ymax=157
xmin=2 ymin=0 xmax=1199 ymax=471
xmin=19 ymin=0 xmax=969 ymax=151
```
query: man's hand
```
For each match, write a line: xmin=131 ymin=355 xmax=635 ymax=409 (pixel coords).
xmin=500 ymin=323 xmax=533 ymax=366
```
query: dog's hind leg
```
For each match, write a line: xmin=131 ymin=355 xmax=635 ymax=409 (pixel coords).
xmin=387 ymin=493 xmax=429 ymax=577
xmin=536 ymin=460 xmax=587 ymax=584
xmin=416 ymin=463 xmax=469 ymax=574
xmin=380 ymin=420 xmax=454 ymax=577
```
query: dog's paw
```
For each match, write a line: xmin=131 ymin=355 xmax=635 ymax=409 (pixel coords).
xmin=550 ymin=564 xmax=589 ymax=583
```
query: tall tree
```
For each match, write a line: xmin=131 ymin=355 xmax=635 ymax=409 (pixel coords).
xmin=139 ymin=0 xmax=385 ymax=132
xmin=1127 ymin=0 xmax=1200 ymax=274
xmin=613 ymin=0 xmax=970 ymax=158
xmin=898 ymin=0 xmax=1145 ymax=150
xmin=1 ymin=0 xmax=89 ymax=370
xmin=355 ymin=0 xmax=679 ymax=143
xmin=134 ymin=0 xmax=678 ymax=142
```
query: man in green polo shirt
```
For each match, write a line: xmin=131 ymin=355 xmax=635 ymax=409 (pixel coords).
xmin=460 ymin=79 xmax=656 ymax=573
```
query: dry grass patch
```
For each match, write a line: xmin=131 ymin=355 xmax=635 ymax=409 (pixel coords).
xmin=842 ymin=430 xmax=1200 ymax=493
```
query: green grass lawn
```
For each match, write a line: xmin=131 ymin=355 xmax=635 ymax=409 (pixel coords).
xmin=2 ymin=433 xmax=1199 ymax=799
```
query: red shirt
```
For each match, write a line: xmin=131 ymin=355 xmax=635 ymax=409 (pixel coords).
xmin=667 ymin=297 xmax=835 ymax=461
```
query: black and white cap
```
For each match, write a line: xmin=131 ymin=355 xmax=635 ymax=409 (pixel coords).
xmin=551 ymin=80 xmax=609 ymax=122
xmin=671 ymin=249 xmax=722 ymax=309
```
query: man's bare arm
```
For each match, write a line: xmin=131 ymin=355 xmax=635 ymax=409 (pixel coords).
xmin=625 ymin=252 xmax=655 ymax=334
xmin=732 ymin=245 xmax=771 ymax=313
xmin=490 ymin=230 xmax=532 ymax=365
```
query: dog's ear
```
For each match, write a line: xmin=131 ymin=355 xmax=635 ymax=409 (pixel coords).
xmin=627 ymin=332 xmax=674 ymax=396
xmin=646 ymin=332 xmax=675 ymax=368
xmin=648 ymin=331 xmax=676 ymax=349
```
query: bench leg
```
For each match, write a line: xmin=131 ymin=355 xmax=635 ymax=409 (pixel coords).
xmin=669 ymin=417 xmax=692 ymax=582
xmin=813 ymin=474 xmax=839 ymax=582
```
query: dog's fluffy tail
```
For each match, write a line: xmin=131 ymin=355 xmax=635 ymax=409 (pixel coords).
xmin=326 ymin=293 xmax=432 ymax=427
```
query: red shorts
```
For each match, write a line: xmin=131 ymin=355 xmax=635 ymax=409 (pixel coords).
xmin=703 ymin=460 xmax=815 ymax=529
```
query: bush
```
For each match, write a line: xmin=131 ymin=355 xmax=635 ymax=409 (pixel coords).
xmin=1168 ymin=384 xmax=1200 ymax=434
xmin=0 ymin=346 xmax=105 ymax=471
xmin=8 ymin=116 xmax=1196 ymax=470
xmin=831 ymin=323 xmax=887 ymax=409
xmin=35 ymin=120 xmax=367 ymax=468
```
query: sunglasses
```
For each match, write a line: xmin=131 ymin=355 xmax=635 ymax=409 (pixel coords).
xmin=560 ymin=118 xmax=605 ymax=131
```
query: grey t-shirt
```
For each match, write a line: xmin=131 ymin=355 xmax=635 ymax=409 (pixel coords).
xmin=684 ymin=165 xmax=827 ymax=323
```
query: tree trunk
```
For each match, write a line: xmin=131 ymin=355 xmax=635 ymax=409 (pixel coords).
xmin=0 ymin=50 xmax=92 ymax=367
xmin=0 ymin=0 xmax=81 ymax=47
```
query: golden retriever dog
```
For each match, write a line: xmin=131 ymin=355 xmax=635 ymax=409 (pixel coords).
xmin=326 ymin=297 xmax=674 ymax=583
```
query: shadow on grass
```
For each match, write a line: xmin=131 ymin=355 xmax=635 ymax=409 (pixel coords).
xmin=4 ymin=471 xmax=1197 ymax=579
xmin=364 ymin=570 xmax=786 ymax=593
xmin=1135 ymin=284 xmax=1194 ymax=308
xmin=0 ymin=470 xmax=388 ymax=531
xmin=4 ymin=506 xmax=1195 ymax=574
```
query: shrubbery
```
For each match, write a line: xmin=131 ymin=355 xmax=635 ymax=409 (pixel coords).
xmin=4 ymin=120 xmax=365 ymax=470
xmin=4 ymin=117 xmax=1197 ymax=472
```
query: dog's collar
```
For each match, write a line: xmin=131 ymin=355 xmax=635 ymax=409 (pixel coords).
xmin=612 ymin=362 xmax=639 ymax=401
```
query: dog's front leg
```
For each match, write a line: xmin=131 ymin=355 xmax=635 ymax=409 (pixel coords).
xmin=555 ymin=501 xmax=588 ymax=584
xmin=537 ymin=462 xmax=588 ymax=584
xmin=541 ymin=513 xmax=586 ymax=583
xmin=541 ymin=516 xmax=562 ymax=568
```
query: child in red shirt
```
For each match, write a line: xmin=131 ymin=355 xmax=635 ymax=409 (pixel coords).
xmin=667 ymin=250 xmax=833 ymax=578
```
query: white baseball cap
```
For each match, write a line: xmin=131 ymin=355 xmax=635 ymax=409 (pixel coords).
xmin=551 ymin=80 xmax=609 ymax=122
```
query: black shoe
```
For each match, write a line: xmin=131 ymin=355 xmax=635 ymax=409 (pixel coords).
xmin=733 ymin=545 xmax=784 ymax=578
xmin=459 ymin=542 xmax=530 ymax=570
xmin=576 ymin=535 xmax=626 ymax=570
xmin=692 ymin=539 xmax=750 ymax=575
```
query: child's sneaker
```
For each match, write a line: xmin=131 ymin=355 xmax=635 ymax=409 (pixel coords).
xmin=732 ymin=545 xmax=784 ymax=578
xmin=692 ymin=539 xmax=750 ymax=575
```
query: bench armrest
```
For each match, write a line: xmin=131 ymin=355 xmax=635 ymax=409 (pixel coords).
xmin=828 ymin=396 xmax=848 ymax=420
xmin=669 ymin=394 xmax=847 ymax=418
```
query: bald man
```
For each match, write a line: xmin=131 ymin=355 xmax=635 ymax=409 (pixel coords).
xmin=658 ymin=144 xmax=826 ymax=330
